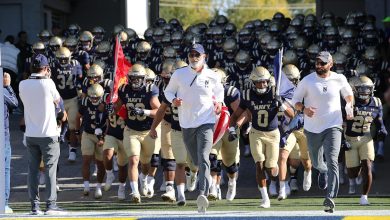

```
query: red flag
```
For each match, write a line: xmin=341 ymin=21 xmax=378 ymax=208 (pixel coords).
xmin=213 ymin=106 xmax=230 ymax=145
xmin=110 ymin=35 xmax=131 ymax=103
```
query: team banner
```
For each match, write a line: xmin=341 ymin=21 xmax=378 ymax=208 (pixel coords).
xmin=213 ymin=106 xmax=230 ymax=145
xmin=273 ymin=48 xmax=295 ymax=100
xmin=110 ymin=35 xmax=132 ymax=103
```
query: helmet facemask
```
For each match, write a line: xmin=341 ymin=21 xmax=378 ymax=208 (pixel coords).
xmin=129 ymin=75 xmax=145 ymax=90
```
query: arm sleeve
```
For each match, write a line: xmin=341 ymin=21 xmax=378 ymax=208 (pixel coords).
xmin=340 ymin=75 xmax=354 ymax=98
xmin=3 ymin=86 xmax=18 ymax=109
xmin=151 ymin=84 xmax=159 ymax=97
xmin=291 ymin=79 xmax=306 ymax=106
xmin=164 ymin=71 xmax=180 ymax=103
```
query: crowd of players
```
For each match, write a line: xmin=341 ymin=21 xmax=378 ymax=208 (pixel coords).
xmin=18 ymin=10 xmax=390 ymax=209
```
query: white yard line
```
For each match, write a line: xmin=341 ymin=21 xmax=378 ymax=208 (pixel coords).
xmin=1 ymin=210 xmax=390 ymax=218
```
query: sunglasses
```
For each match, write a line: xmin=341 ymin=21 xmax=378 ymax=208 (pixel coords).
xmin=189 ymin=53 xmax=201 ymax=58
xmin=316 ymin=61 xmax=328 ymax=66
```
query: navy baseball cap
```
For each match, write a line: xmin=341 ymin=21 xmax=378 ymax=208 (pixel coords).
xmin=190 ymin=43 xmax=205 ymax=54
xmin=32 ymin=54 xmax=49 ymax=68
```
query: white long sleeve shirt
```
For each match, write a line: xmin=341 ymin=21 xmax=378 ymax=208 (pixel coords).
xmin=164 ymin=66 xmax=224 ymax=129
xmin=291 ymin=71 xmax=353 ymax=133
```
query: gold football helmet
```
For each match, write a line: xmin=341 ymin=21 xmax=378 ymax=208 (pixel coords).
xmin=282 ymin=64 xmax=300 ymax=85
xmin=128 ymin=64 xmax=146 ymax=90
xmin=250 ymin=66 xmax=271 ymax=94
xmin=349 ymin=76 xmax=374 ymax=100
xmin=87 ymin=84 xmax=104 ymax=105
xmin=79 ymin=31 xmax=94 ymax=50
xmin=87 ymin=64 xmax=104 ymax=84
xmin=49 ymin=36 xmax=63 ymax=51
xmin=55 ymin=47 xmax=71 ymax=65
xmin=145 ymin=68 xmax=156 ymax=84
xmin=32 ymin=42 xmax=46 ymax=55
xmin=212 ymin=68 xmax=228 ymax=84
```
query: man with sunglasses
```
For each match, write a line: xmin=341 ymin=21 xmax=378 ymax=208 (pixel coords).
xmin=292 ymin=51 xmax=354 ymax=213
xmin=164 ymin=44 xmax=224 ymax=213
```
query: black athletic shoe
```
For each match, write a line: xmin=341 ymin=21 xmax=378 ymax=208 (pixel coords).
xmin=323 ymin=198 xmax=335 ymax=213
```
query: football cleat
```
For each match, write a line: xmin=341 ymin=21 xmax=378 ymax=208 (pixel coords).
xmin=104 ymin=172 xmax=115 ymax=191
xmin=129 ymin=192 xmax=141 ymax=203
xmin=269 ymin=181 xmax=278 ymax=197
xmin=117 ymin=185 xmax=126 ymax=200
xmin=260 ymin=199 xmax=271 ymax=208
xmin=226 ymin=179 xmax=237 ymax=201
xmin=161 ymin=185 xmax=176 ymax=202
xmin=186 ymin=171 xmax=197 ymax=192
xmin=83 ymin=186 xmax=90 ymax=196
xmin=290 ymin=178 xmax=299 ymax=192
xmin=208 ymin=184 xmax=218 ymax=201
xmin=360 ymin=195 xmax=370 ymax=206
xmin=94 ymin=187 xmax=102 ymax=199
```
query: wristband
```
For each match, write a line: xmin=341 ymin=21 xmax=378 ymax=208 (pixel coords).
xmin=144 ymin=109 xmax=151 ymax=116
xmin=229 ymin=126 xmax=236 ymax=132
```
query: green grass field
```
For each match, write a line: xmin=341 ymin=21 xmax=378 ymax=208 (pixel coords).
xmin=9 ymin=197 xmax=390 ymax=213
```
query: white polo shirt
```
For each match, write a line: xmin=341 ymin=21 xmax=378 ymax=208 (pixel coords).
xmin=291 ymin=71 xmax=353 ymax=133
xmin=164 ymin=66 xmax=224 ymax=129
xmin=19 ymin=73 xmax=61 ymax=137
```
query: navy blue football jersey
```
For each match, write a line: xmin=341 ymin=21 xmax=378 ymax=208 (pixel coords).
xmin=239 ymin=88 xmax=279 ymax=131
xmin=226 ymin=64 xmax=253 ymax=91
xmin=224 ymin=85 xmax=240 ymax=115
xmin=106 ymin=113 xmax=125 ymax=140
xmin=74 ymin=50 xmax=91 ymax=75
xmin=161 ymin=94 xmax=181 ymax=131
xmin=345 ymin=97 xmax=386 ymax=137
xmin=118 ymin=83 xmax=159 ymax=131
xmin=78 ymin=97 xmax=106 ymax=134
xmin=158 ymin=82 xmax=172 ymax=123
xmin=51 ymin=60 xmax=83 ymax=99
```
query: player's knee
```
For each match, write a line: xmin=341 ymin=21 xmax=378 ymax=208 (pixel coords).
xmin=225 ymin=162 xmax=239 ymax=174
xmin=150 ymin=154 xmax=160 ymax=167
xmin=209 ymin=154 xmax=221 ymax=173
xmin=162 ymin=158 xmax=176 ymax=171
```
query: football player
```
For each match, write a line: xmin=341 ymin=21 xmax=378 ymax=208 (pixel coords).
xmin=50 ymin=47 xmax=83 ymax=162
xmin=344 ymin=76 xmax=387 ymax=205
xmin=75 ymin=84 xmax=107 ymax=199
xmin=277 ymin=64 xmax=312 ymax=200
xmin=102 ymin=104 xmax=128 ymax=200
xmin=208 ymin=68 xmax=246 ymax=202
xmin=81 ymin=64 xmax=113 ymax=98
xmin=113 ymin=64 xmax=160 ymax=203
xmin=229 ymin=67 xmax=294 ymax=208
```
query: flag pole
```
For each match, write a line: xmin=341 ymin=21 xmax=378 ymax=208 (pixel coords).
xmin=276 ymin=48 xmax=283 ymax=97
xmin=0 ymin=47 xmax=5 ymax=214
xmin=110 ymin=34 xmax=121 ymax=103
